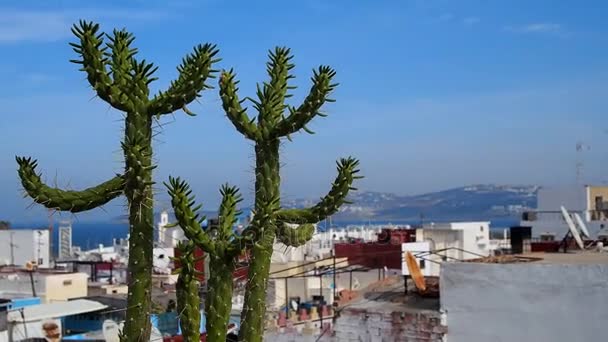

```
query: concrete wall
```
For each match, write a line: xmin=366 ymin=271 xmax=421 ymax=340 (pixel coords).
xmin=44 ymin=273 xmax=88 ymax=303
xmin=0 ymin=229 xmax=50 ymax=268
xmin=0 ymin=272 xmax=88 ymax=303
xmin=537 ymin=185 xmax=586 ymax=212
xmin=440 ymin=262 xmax=608 ymax=342
xmin=332 ymin=307 xmax=447 ymax=342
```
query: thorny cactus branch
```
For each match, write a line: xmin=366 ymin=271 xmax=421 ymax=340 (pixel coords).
xmin=218 ymin=47 xmax=360 ymax=342
xmin=272 ymin=65 xmax=338 ymax=138
xmin=266 ymin=47 xmax=296 ymax=106
xmin=166 ymin=178 xmax=245 ymax=342
xmin=276 ymin=222 xmax=315 ymax=247
xmin=149 ymin=43 xmax=220 ymax=117
xmin=17 ymin=20 xmax=220 ymax=342
xmin=70 ymin=21 xmax=131 ymax=112
xmin=276 ymin=157 xmax=362 ymax=224
xmin=219 ymin=70 xmax=259 ymax=140
xmin=16 ymin=157 xmax=125 ymax=213
xmin=166 ymin=176 xmax=216 ymax=254
xmin=174 ymin=241 xmax=201 ymax=341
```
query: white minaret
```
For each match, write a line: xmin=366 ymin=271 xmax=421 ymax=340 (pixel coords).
xmin=158 ymin=210 xmax=169 ymax=247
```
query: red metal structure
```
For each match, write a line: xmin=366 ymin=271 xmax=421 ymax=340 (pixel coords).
xmin=334 ymin=228 xmax=416 ymax=269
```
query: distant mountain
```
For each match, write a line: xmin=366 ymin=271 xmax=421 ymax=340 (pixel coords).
xmin=283 ymin=184 xmax=539 ymax=222
xmin=116 ymin=184 xmax=538 ymax=224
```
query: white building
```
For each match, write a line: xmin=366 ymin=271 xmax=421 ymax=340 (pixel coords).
xmin=402 ymin=221 xmax=492 ymax=277
xmin=157 ymin=210 xmax=187 ymax=248
xmin=521 ymin=185 xmax=608 ymax=238
xmin=271 ymin=224 xmax=389 ymax=263
xmin=0 ymin=229 xmax=50 ymax=268
xmin=0 ymin=271 xmax=88 ymax=303
xmin=420 ymin=221 xmax=491 ymax=258
xmin=58 ymin=220 xmax=73 ymax=260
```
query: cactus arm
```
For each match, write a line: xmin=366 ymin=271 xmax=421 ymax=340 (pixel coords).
xmin=204 ymin=254 xmax=237 ymax=342
xmin=272 ymin=65 xmax=338 ymax=138
xmin=266 ymin=47 xmax=295 ymax=108
xmin=149 ymin=44 xmax=220 ymax=117
xmin=69 ymin=21 xmax=132 ymax=112
xmin=165 ymin=176 xmax=216 ymax=254
xmin=276 ymin=157 xmax=362 ymax=224
xmin=219 ymin=70 xmax=259 ymax=140
xmin=16 ymin=157 xmax=124 ymax=213
xmin=217 ymin=184 xmax=243 ymax=241
xmin=276 ymin=222 xmax=315 ymax=247
xmin=174 ymin=241 xmax=202 ymax=342
xmin=253 ymin=47 xmax=295 ymax=131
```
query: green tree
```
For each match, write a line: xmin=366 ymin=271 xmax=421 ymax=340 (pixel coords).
xmin=15 ymin=20 xmax=220 ymax=341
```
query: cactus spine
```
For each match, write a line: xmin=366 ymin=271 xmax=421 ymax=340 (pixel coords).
xmin=219 ymin=47 xmax=362 ymax=342
xmin=167 ymin=180 xmax=245 ymax=342
xmin=15 ymin=21 xmax=220 ymax=341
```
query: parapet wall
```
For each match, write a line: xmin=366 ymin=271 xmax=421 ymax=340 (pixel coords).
xmin=332 ymin=307 xmax=447 ymax=342
xmin=440 ymin=261 xmax=608 ymax=342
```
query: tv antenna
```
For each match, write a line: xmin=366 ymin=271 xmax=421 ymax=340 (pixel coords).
xmin=9 ymin=232 xmax=17 ymax=266
xmin=575 ymin=141 xmax=590 ymax=185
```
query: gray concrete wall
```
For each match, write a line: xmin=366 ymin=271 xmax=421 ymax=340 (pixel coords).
xmin=440 ymin=262 xmax=608 ymax=342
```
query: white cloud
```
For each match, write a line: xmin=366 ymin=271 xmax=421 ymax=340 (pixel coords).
xmin=504 ymin=23 xmax=566 ymax=35
xmin=0 ymin=8 xmax=166 ymax=44
xmin=463 ymin=17 xmax=480 ymax=26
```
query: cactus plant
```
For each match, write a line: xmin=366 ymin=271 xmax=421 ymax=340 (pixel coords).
xmin=173 ymin=240 xmax=202 ymax=341
xmin=219 ymin=47 xmax=362 ymax=342
xmin=167 ymin=180 xmax=245 ymax=342
xmin=15 ymin=20 xmax=220 ymax=341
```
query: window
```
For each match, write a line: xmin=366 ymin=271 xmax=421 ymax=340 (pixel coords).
xmin=63 ymin=280 xmax=72 ymax=286
xmin=158 ymin=254 xmax=165 ymax=259
xmin=419 ymin=259 xmax=426 ymax=269
xmin=480 ymin=226 xmax=484 ymax=232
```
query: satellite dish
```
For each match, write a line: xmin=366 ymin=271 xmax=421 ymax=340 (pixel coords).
xmin=573 ymin=213 xmax=591 ymax=238
xmin=561 ymin=206 xmax=585 ymax=250
xmin=102 ymin=320 xmax=120 ymax=342
xmin=405 ymin=251 xmax=426 ymax=291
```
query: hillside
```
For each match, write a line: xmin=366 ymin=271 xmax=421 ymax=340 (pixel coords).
xmin=113 ymin=184 xmax=538 ymax=224
xmin=282 ymin=184 xmax=538 ymax=222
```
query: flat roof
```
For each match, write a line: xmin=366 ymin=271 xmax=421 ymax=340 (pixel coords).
xmin=0 ymin=292 xmax=38 ymax=300
xmin=519 ymin=252 xmax=608 ymax=265
xmin=7 ymin=299 xmax=107 ymax=322
xmin=338 ymin=276 xmax=440 ymax=315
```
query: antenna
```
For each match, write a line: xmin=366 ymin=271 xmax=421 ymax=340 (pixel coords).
xmin=9 ymin=232 xmax=17 ymax=266
xmin=48 ymin=208 xmax=54 ymax=262
xmin=575 ymin=141 xmax=591 ymax=185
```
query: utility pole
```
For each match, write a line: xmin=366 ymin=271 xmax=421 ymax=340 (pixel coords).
xmin=9 ymin=232 xmax=16 ymax=266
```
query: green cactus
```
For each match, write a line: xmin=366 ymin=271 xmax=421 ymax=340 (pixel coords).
xmin=219 ymin=47 xmax=362 ymax=342
xmin=174 ymin=240 xmax=202 ymax=341
xmin=15 ymin=20 xmax=220 ymax=341
xmin=166 ymin=179 xmax=245 ymax=342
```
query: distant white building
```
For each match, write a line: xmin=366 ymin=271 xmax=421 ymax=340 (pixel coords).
xmin=402 ymin=221 xmax=492 ymax=277
xmin=521 ymin=185 xmax=608 ymax=238
xmin=157 ymin=210 xmax=187 ymax=248
xmin=0 ymin=229 xmax=50 ymax=268
xmin=58 ymin=220 xmax=73 ymax=260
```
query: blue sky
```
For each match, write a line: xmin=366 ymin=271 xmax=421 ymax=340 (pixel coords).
xmin=1 ymin=0 xmax=608 ymax=223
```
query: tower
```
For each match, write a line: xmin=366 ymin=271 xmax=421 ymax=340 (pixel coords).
xmin=157 ymin=210 xmax=170 ymax=247
xmin=58 ymin=220 xmax=73 ymax=260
